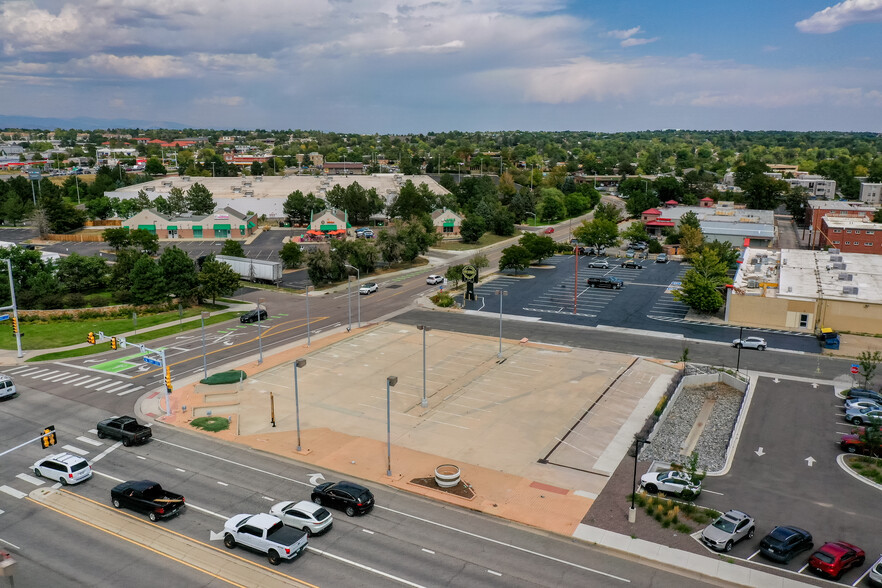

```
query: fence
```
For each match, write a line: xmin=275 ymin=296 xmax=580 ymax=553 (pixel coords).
xmin=45 ymin=233 xmax=103 ymax=242
xmin=84 ymin=220 xmax=122 ymax=227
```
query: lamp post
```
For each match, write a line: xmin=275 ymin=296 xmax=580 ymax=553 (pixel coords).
xmin=294 ymin=358 xmax=307 ymax=452
xmin=458 ymin=162 xmax=463 ymax=182
xmin=305 ymin=285 xmax=311 ymax=346
xmin=735 ymin=326 xmax=744 ymax=373
xmin=386 ymin=376 xmax=398 ymax=476
xmin=211 ymin=161 xmax=216 ymax=177
xmin=494 ymin=290 xmax=507 ymax=358
xmin=417 ymin=325 xmax=431 ymax=408
xmin=346 ymin=275 xmax=352 ymax=332
xmin=345 ymin=263 xmax=361 ymax=329
xmin=200 ymin=311 xmax=210 ymax=380
xmin=257 ymin=297 xmax=265 ymax=364
xmin=629 ymin=436 xmax=651 ymax=523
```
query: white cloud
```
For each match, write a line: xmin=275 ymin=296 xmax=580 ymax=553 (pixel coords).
xmin=606 ymin=26 xmax=641 ymax=40
xmin=70 ymin=54 xmax=191 ymax=79
xmin=194 ymin=96 xmax=245 ymax=107
xmin=621 ymin=37 xmax=658 ymax=47
xmin=796 ymin=0 xmax=882 ymax=33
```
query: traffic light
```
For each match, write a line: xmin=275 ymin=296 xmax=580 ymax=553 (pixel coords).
xmin=41 ymin=425 xmax=57 ymax=449
xmin=87 ymin=331 xmax=96 ymax=345
xmin=11 ymin=316 xmax=18 ymax=334
xmin=110 ymin=336 xmax=118 ymax=350
xmin=164 ymin=366 xmax=172 ymax=390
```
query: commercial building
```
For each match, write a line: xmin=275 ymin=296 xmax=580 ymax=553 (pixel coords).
xmin=785 ymin=176 xmax=836 ymax=198
xmin=805 ymin=200 xmax=876 ymax=248
xmin=431 ymin=208 xmax=463 ymax=237
xmin=727 ymin=247 xmax=882 ymax=335
xmin=122 ymin=207 xmax=258 ymax=239
xmin=641 ymin=201 xmax=775 ymax=247
xmin=860 ymin=182 xmax=882 ymax=205
xmin=818 ymin=216 xmax=882 ymax=254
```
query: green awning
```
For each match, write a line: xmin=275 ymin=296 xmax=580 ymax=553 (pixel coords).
xmin=137 ymin=225 xmax=156 ymax=233
xmin=193 ymin=225 xmax=202 ymax=230
xmin=213 ymin=224 xmax=231 ymax=230
xmin=443 ymin=219 xmax=456 ymax=226
xmin=166 ymin=225 xmax=177 ymax=230
xmin=320 ymin=224 xmax=337 ymax=231
xmin=247 ymin=221 xmax=255 ymax=228
xmin=239 ymin=225 xmax=245 ymax=230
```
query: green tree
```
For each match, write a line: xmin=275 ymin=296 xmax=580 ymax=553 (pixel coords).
xmin=563 ymin=192 xmax=590 ymax=217
xmin=784 ymin=187 xmax=809 ymax=225
xmin=679 ymin=210 xmax=701 ymax=230
xmin=621 ymin=222 xmax=651 ymax=245
xmin=159 ymin=246 xmax=200 ymax=302
xmin=187 ymin=182 xmax=216 ymax=215
xmin=519 ymin=232 xmax=556 ymax=262
xmin=305 ymin=249 xmax=343 ymax=285
xmin=857 ymin=350 xmax=882 ymax=390
xmin=279 ymin=241 xmax=304 ymax=269
xmin=129 ymin=228 xmax=159 ymax=255
xmin=499 ymin=245 xmax=532 ymax=274
xmin=167 ymin=186 xmax=188 ymax=216
xmin=593 ymin=202 xmax=622 ymax=223
xmin=85 ymin=196 xmax=114 ymax=220
xmin=40 ymin=191 xmax=85 ymax=234
xmin=673 ymin=249 xmax=729 ymax=313
xmin=470 ymin=253 xmax=489 ymax=270
xmin=460 ymin=215 xmax=486 ymax=244
xmin=130 ymin=256 xmax=167 ymax=305
xmin=55 ymin=253 xmax=109 ymax=293
xmin=283 ymin=190 xmax=308 ymax=225
xmin=145 ymin=157 xmax=166 ymax=175
xmin=679 ymin=225 xmax=704 ymax=257
xmin=333 ymin=238 xmax=380 ymax=273
xmin=103 ymin=227 xmax=131 ymax=250
xmin=220 ymin=239 xmax=245 ymax=257
xmin=653 ymin=176 xmax=685 ymax=203
xmin=198 ymin=257 xmax=241 ymax=304
xmin=624 ymin=189 xmax=661 ymax=219
xmin=445 ymin=264 xmax=465 ymax=287
xmin=386 ymin=180 xmax=435 ymax=220
xmin=537 ymin=188 xmax=566 ymax=222
xmin=573 ymin=218 xmax=619 ymax=250
xmin=1 ymin=196 xmax=30 ymax=226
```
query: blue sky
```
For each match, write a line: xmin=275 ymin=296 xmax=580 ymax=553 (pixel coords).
xmin=0 ymin=0 xmax=880 ymax=133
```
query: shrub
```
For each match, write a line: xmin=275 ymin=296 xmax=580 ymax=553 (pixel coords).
xmin=675 ymin=523 xmax=693 ymax=534
xmin=189 ymin=416 xmax=230 ymax=432
xmin=431 ymin=292 xmax=455 ymax=308
xmin=65 ymin=293 xmax=87 ymax=308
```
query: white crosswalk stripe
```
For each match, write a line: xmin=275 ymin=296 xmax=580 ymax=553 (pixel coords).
xmin=16 ymin=473 xmax=44 ymax=486
xmin=73 ymin=376 xmax=105 ymax=387
xmin=11 ymin=368 xmax=44 ymax=377
xmin=62 ymin=375 xmax=94 ymax=385
xmin=61 ymin=445 xmax=89 ymax=456
xmin=76 ymin=436 xmax=103 ymax=447
xmin=94 ymin=380 xmax=124 ymax=391
xmin=43 ymin=372 xmax=74 ymax=382
xmin=0 ymin=486 xmax=26 ymax=499
xmin=82 ymin=378 xmax=112 ymax=389
xmin=52 ymin=373 xmax=89 ymax=384
xmin=32 ymin=370 xmax=61 ymax=379
xmin=116 ymin=386 xmax=143 ymax=397
xmin=6 ymin=366 xmax=36 ymax=374
xmin=104 ymin=383 xmax=133 ymax=395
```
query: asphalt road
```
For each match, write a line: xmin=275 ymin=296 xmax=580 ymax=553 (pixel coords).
xmin=0 ymin=384 xmax=714 ymax=588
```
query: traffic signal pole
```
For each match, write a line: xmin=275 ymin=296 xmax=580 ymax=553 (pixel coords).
xmin=94 ymin=333 xmax=172 ymax=417
xmin=6 ymin=259 xmax=22 ymax=358
xmin=0 ymin=428 xmax=56 ymax=458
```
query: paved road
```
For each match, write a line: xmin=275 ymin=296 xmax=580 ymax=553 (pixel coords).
xmin=0 ymin=384 xmax=714 ymax=588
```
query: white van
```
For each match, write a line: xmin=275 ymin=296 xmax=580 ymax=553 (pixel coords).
xmin=0 ymin=375 xmax=17 ymax=399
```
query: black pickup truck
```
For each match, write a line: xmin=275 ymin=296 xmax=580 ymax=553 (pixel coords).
xmin=586 ymin=276 xmax=624 ymax=289
xmin=111 ymin=480 xmax=185 ymax=521
xmin=97 ymin=416 xmax=152 ymax=446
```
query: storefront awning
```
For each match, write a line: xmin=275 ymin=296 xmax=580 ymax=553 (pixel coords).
xmin=320 ymin=224 xmax=337 ymax=231
xmin=213 ymin=224 xmax=231 ymax=230
xmin=166 ymin=225 xmax=177 ymax=230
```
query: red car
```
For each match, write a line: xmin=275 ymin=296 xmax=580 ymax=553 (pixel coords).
xmin=543 ymin=227 xmax=554 ymax=234
xmin=840 ymin=434 xmax=879 ymax=455
xmin=808 ymin=541 xmax=865 ymax=580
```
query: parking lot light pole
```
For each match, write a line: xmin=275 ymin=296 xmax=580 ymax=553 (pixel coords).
xmin=495 ymin=290 xmax=507 ymax=358
xmin=200 ymin=311 xmax=210 ymax=380
xmin=345 ymin=264 xmax=361 ymax=328
xmin=629 ymin=436 xmax=650 ymax=523
xmin=386 ymin=376 xmax=398 ymax=476
xmin=294 ymin=359 xmax=306 ymax=452
xmin=257 ymin=297 xmax=265 ymax=364
xmin=417 ymin=325 xmax=431 ymax=408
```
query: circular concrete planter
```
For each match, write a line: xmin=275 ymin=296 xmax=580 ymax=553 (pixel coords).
xmin=434 ymin=464 xmax=461 ymax=488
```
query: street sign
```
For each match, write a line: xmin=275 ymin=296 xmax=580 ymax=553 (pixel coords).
xmin=0 ymin=314 xmax=8 ymax=321
xmin=851 ymin=364 xmax=859 ymax=374
xmin=143 ymin=356 xmax=162 ymax=366
xmin=28 ymin=171 xmax=41 ymax=181
xmin=462 ymin=265 xmax=477 ymax=282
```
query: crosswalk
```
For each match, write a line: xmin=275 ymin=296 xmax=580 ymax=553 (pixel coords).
xmin=4 ymin=365 xmax=144 ymax=396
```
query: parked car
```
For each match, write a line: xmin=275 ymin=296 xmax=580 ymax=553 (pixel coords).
xmin=361 ymin=230 xmax=375 ymax=238
xmin=621 ymin=260 xmax=643 ymax=269
xmin=579 ymin=246 xmax=598 ymax=256
xmin=311 ymin=481 xmax=374 ymax=517
xmin=840 ymin=433 xmax=877 ymax=455
xmin=632 ymin=241 xmax=647 ymax=251
xmin=223 ymin=513 xmax=308 ymax=565
xmin=869 ymin=558 xmax=882 ymax=586
xmin=359 ymin=282 xmax=378 ymax=295
xmin=844 ymin=398 xmax=881 ymax=411
xmin=543 ymin=227 xmax=554 ymax=234
xmin=700 ymin=510 xmax=755 ymax=552
xmin=97 ymin=416 xmax=152 ymax=446
xmin=732 ymin=336 xmax=767 ymax=350
xmin=0 ymin=374 xmax=16 ymax=400
xmin=759 ymin=526 xmax=813 ymax=563
xmin=846 ymin=388 xmax=882 ymax=404
xmin=33 ymin=452 xmax=92 ymax=485
xmin=426 ymin=275 xmax=444 ymax=285
xmin=269 ymin=500 xmax=333 ymax=536
xmin=586 ymin=276 xmax=623 ymax=289
xmin=111 ymin=480 xmax=185 ymax=521
xmin=845 ymin=406 xmax=882 ymax=426
xmin=656 ymin=253 xmax=668 ymax=263
xmin=625 ymin=248 xmax=636 ymax=258
xmin=587 ymin=260 xmax=609 ymax=269
xmin=240 ymin=308 xmax=268 ymax=323
xmin=808 ymin=541 xmax=865 ymax=580
xmin=639 ymin=470 xmax=701 ymax=498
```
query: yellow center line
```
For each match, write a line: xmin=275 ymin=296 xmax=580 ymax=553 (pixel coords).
xmin=30 ymin=490 xmax=320 ymax=588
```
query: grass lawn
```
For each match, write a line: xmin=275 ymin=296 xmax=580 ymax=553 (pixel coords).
xmin=5 ymin=304 xmax=228 ymax=351
xmin=26 ymin=312 xmax=238 ymax=362
xmin=433 ymin=233 xmax=517 ymax=251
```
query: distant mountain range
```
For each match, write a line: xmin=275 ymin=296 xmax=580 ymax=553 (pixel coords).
xmin=0 ymin=114 xmax=188 ymax=131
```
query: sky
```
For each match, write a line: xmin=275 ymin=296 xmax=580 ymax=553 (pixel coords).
xmin=0 ymin=0 xmax=881 ymax=133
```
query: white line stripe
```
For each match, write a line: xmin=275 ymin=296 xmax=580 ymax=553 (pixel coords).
xmin=176 ymin=468 xmax=186 ymax=473
xmin=307 ymin=546 xmax=427 ymax=588
xmin=89 ymin=442 xmax=122 ymax=464
xmin=29 ymin=369 xmax=58 ymax=378
xmin=76 ymin=436 xmax=103 ymax=447
xmin=44 ymin=372 xmax=73 ymax=382
xmin=60 ymin=375 xmax=93 ymax=385
xmin=74 ymin=377 xmax=105 ymax=387
xmin=136 ymin=455 xmax=146 ymax=460
xmin=61 ymin=445 xmax=89 ymax=456
xmin=421 ymin=548 xmax=434 ymax=554
xmin=11 ymin=368 xmax=43 ymax=377
xmin=102 ymin=383 xmax=133 ymax=395
xmin=33 ymin=370 xmax=60 ymax=379
xmin=487 ymin=570 xmax=502 ymax=577
xmin=262 ymin=496 xmax=273 ymax=501
xmin=94 ymin=381 xmax=122 ymax=391
xmin=51 ymin=373 xmax=86 ymax=383
xmin=117 ymin=385 xmax=143 ymax=397
xmin=87 ymin=429 xmax=98 ymax=435
xmin=82 ymin=378 xmax=112 ymax=388
xmin=217 ymin=481 xmax=228 ymax=486
xmin=16 ymin=473 xmax=44 ymax=486
xmin=0 ymin=486 xmax=26 ymax=499
xmin=0 ymin=537 xmax=19 ymax=550
xmin=362 ymin=529 xmax=374 ymax=534
xmin=6 ymin=366 xmax=36 ymax=374
xmin=184 ymin=503 xmax=227 ymax=520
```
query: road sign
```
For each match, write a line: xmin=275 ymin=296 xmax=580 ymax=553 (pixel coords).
xmin=851 ymin=364 xmax=859 ymax=374
xmin=143 ymin=356 xmax=162 ymax=366
xmin=462 ymin=265 xmax=477 ymax=282
xmin=28 ymin=171 xmax=41 ymax=181
xmin=0 ymin=314 xmax=8 ymax=322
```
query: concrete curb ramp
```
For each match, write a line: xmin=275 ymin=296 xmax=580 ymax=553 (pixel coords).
xmin=28 ymin=487 xmax=315 ymax=588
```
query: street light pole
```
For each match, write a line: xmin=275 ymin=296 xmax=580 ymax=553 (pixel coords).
xmin=257 ymin=297 xmax=265 ymax=364
xmin=305 ymin=285 xmax=311 ymax=346
xmin=200 ymin=311 xmax=210 ymax=380
xmin=495 ymin=290 xmax=507 ymax=358
xmin=736 ymin=326 xmax=743 ymax=373
xmin=345 ymin=264 xmax=361 ymax=328
xmin=417 ymin=325 xmax=431 ymax=408
xmin=386 ymin=376 xmax=398 ymax=476
xmin=294 ymin=358 xmax=307 ymax=452
xmin=629 ymin=436 xmax=651 ymax=523
xmin=6 ymin=259 xmax=22 ymax=358
xmin=346 ymin=276 xmax=352 ymax=332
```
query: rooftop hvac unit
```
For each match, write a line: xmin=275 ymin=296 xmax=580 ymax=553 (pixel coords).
xmin=830 ymin=255 xmax=843 ymax=262
xmin=829 ymin=249 xmax=841 ymax=255
xmin=145 ymin=186 xmax=155 ymax=192
xmin=747 ymin=279 xmax=760 ymax=288
xmin=161 ymin=180 xmax=173 ymax=187
xmin=181 ymin=176 xmax=190 ymax=181
xmin=242 ymin=181 xmax=252 ymax=187
xmin=787 ymin=286 xmax=793 ymax=292
xmin=833 ymin=262 xmax=847 ymax=270
xmin=838 ymin=273 xmax=854 ymax=281
xmin=233 ymin=187 xmax=242 ymax=193
xmin=255 ymin=176 xmax=263 ymax=182
xmin=843 ymin=286 xmax=859 ymax=295
xmin=244 ymin=190 xmax=254 ymax=197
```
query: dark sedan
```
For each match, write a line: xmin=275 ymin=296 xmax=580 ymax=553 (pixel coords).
xmin=759 ymin=526 xmax=813 ymax=563
xmin=240 ymin=309 xmax=268 ymax=323
xmin=311 ymin=481 xmax=374 ymax=517
xmin=621 ymin=260 xmax=643 ymax=269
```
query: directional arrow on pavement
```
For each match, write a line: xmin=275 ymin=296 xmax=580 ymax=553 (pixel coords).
xmin=773 ymin=378 xmax=780 ymax=384
xmin=308 ymin=473 xmax=325 ymax=486
xmin=209 ymin=530 xmax=225 ymax=541
xmin=811 ymin=382 xmax=818 ymax=389
xmin=806 ymin=456 xmax=816 ymax=467
xmin=755 ymin=447 xmax=765 ymax=456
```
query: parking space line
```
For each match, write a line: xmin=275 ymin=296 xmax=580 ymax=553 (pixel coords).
xmin=746 ymin=549 xmax=760 ymax=560
xmin=797 ymin=563 xmax=809 ymax=573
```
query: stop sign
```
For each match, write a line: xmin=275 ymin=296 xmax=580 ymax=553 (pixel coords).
xmin=851 ymin=364 xmax=859 ymax=374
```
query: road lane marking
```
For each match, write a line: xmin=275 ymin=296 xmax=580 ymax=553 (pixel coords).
xmin=307 ymin=545 xmax=427 ymax=588
xmin=217 ymin=481 xmax=228 ymax=486
xmin=74 ymin=376 xmax=105 ymax=387
xmin=0 ymin=537 xmax=20 ymax=549
xmin=6 ymin=366 xmax=36 ymax=374
xmin=746 ymin=549 xmax=760 ymax=560
xmin=117 ymin=385 xmax=144 ymax=396
xmin=16 ymin=473 xmax=44 ymax=486
xmin=77 ymin=436 xmax=103 ymax=447
xmin=0 ymin=486 xmax=26 ymax=499
xmin=362 ymin=529 xmax=374 ymax=534
xmin=89 ymin=441 xmax=122 ymax=464
xmin=43 ymin=372 xmax=74 ymax=382
xmin=94 ymin=381 xmax=123 ymax=391
xmin=488 ymin=570 xmax=502 ymax=576
xmin=798 ymin=563 xmax=809 ymax=573
xmin=62 ymin=445 xmax=89 ymax=456
xmin=421 ymin=548 xmax=434 ymax=554
xmin=176 ymin=468 xmax=186 ymax=473
xmin=62 ymin=375 xmax=94 ymax=385
xmin=103 ymin=383 xmax=133 ymax=395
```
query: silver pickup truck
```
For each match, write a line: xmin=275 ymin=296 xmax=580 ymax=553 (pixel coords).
xmin=223 ymin=513 xmax=308 ymax=565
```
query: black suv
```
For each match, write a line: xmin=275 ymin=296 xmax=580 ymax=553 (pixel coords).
xmin=311 ymin=481 xmax=374 ymax=516
xmin=759 ymin=526 xmax=813 ymax=563
xmin=240 ymin=309 xmax=268 ymax=323
xmin=846 ymin=388 xmax=882 ymax=404
xmin=621 ymin=260 xmax=643 ymax=269
xmin=586 ymin=276 xmax=623 ymax=289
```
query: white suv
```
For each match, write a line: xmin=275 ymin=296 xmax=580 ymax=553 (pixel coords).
xmin=33 ymin=452 xmax=92 ymax=485
xmin=0 ymin=375 xmax=16 ymax=400
xmin=426 ymin=275 xmax=444 ymax=285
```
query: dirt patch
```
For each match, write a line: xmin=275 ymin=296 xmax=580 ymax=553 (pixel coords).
xmin=409 ymin=477 xmax=476 ymax=500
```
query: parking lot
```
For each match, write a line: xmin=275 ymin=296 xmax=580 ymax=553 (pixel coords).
xmin=692 ymin=376 xmax=882 ymax=586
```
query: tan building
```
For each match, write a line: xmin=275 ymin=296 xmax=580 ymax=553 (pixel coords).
xmin=123 ymin=206 xmax=258 ymax=239
xmin=431 ymin=208 xmax=463 ymax=237
xmin=726 ymin=247 xmax=882 ymax=334
xmin=306 ymin=209 xmax=350 ymax=234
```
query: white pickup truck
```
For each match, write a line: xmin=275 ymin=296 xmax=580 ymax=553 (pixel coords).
xmin=223 ymin=513 xmax=308 ymax=565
